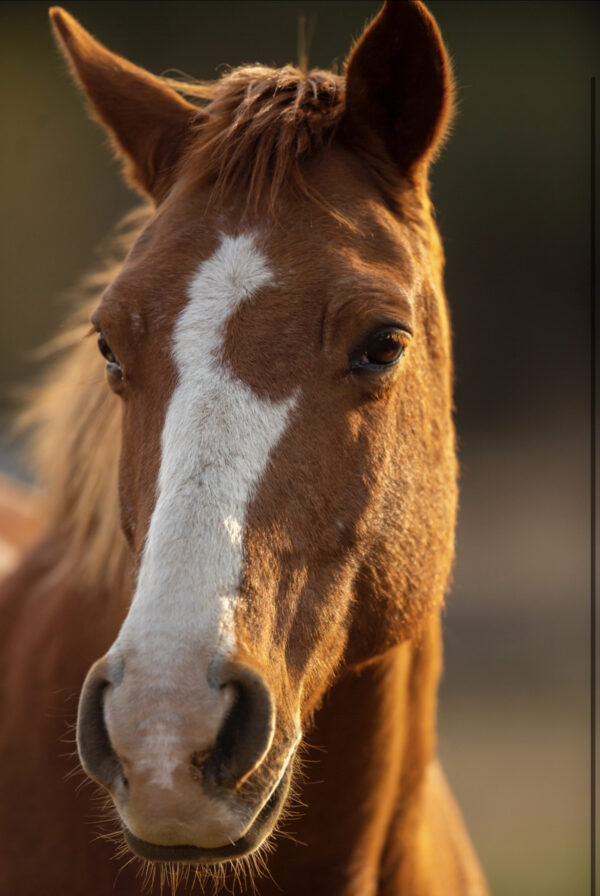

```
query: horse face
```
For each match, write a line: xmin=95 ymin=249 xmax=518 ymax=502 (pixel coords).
xmin=80 ymin=146 xmax=455 ymax=860
xmin=56 ymin=0 xmax=456 ymax=864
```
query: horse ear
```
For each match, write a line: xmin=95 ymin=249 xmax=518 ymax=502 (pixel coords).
xmin=341 ymin=0 xmax=453 ymax=181
xmin=49 ymin=7 xmax=199 ymax=202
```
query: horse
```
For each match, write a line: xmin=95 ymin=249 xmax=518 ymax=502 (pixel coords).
xmin=0 ymin=2 xmax=489 ymax=894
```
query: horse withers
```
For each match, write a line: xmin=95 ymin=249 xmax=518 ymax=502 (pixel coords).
xmin=0 ymin=3 xmax=488 ymax=894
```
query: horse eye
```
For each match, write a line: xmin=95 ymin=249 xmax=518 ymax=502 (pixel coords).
xmin=349 ymin=327 xmax=407 ymax=372
xmin=97 ymin=332 xmax=123 ymax=385
xmin=97 ymin=332 xmax=118 ymax=364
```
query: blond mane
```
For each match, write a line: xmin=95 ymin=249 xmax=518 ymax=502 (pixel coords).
xmin=22 ymin=208 xmax=150 ymax=592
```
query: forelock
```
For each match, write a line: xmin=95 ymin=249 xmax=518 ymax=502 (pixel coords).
xmin=168 ymin=64 xmax=345 ymax=214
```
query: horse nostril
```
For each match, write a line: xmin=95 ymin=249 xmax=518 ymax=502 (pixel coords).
xmin=77 ymin=659 xmax=124 ymax=792
xmin=203 ymin=663 xmax=275 ymax=791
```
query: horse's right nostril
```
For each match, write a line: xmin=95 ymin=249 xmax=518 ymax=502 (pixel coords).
xmin=203 ymin=662 xmax=275 ymax=791
xmin=77 ymin=659 xmax=124 ymax=792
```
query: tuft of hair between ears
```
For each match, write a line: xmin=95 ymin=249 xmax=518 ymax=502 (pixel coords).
xmin=166 ymin=65 xmax=348 ymax=223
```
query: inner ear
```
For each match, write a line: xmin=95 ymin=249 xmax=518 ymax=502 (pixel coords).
xmin=341 ymin=0 xmax=454 ymax=181
xmin=49 ymin=7 xmax=201 ymax=202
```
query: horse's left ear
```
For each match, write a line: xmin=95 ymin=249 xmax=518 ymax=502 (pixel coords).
xmin=49 ymin=7 xmax=200 ymax=202
xmin=341 ymin=0 xmax=453 ymax=181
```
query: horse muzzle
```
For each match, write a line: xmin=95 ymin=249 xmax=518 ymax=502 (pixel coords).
xmin=76 ymin=653 xmax=298 ymax=859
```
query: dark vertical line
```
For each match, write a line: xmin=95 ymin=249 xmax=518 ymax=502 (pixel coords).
xmin=591 ymin=75 xmax=596 ymax=896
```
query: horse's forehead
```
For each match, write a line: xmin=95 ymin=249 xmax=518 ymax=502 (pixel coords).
xmin=124 ymin=151 xmax=417 ymax=290
xmin=102 ymin=178 xmax=420 ymax=372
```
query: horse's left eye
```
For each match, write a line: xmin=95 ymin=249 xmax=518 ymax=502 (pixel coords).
xmin=349 ymin=327 xmax=408 ymax=372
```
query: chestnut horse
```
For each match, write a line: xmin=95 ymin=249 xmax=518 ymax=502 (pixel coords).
xmin=0 ymin=3 xmax=488 ymax=894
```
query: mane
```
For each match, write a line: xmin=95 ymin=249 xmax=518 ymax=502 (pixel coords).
xmin=20 ymin=208 xmax=150 ymax=592
xmin=168 ymin=64 xmax=345 ymax=214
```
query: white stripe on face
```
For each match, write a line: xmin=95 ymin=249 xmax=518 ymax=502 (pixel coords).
xmin=110 ymin=232 xmax=294 ymax=727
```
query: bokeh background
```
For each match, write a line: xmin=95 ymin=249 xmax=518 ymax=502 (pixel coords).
xmin=0 ymin=2 xmax=596 ymax=893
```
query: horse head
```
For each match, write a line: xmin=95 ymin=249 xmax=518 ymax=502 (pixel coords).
xmin=50 ymin=0 xmax=457 ymax=865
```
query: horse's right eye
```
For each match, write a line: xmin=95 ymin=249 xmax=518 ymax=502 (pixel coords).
xmin=97 ymin=332 xmax=118 ymax=364
xmin=97 ymin=332 xmax=123 ymax=387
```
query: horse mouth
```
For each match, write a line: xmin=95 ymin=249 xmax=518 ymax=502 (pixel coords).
xmin=122 ymin=765 xmax=291 ymax=865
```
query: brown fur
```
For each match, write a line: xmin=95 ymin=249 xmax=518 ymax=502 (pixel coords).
xmin=0 ymin=3 xmax=488 ymax=894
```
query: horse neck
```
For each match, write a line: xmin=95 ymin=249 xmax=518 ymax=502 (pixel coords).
xmin=0 ymin=534 xmax=130 ymax=700
xmin=266 ymin=614 xmax=442 ymax=896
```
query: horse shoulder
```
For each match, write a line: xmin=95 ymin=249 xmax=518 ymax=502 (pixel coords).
xmin=0 ymin=498 xmax=134 ymax=895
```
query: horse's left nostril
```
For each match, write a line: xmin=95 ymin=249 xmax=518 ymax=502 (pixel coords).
xmin=77 ymin=658 xmax=125 ymax=792
xmin=203 ymin=662 xmax=275 ymax=791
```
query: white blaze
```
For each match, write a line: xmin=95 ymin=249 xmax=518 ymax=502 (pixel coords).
xmin=112 ymin=232 xmax=294 ymax=692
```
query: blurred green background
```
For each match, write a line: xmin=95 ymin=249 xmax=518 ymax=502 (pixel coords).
xmin=0 ymin=2 xmax=596 ymax=893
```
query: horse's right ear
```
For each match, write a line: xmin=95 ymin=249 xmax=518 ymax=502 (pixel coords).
xmin=49 ymin=7 xmax=200 ymax=202
xmin=341 ymin=0 xmax=453 ymax=182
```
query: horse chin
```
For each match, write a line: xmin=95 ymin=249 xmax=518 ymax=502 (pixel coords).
xmin=121 ymin=764 xmax=292 ymax=865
